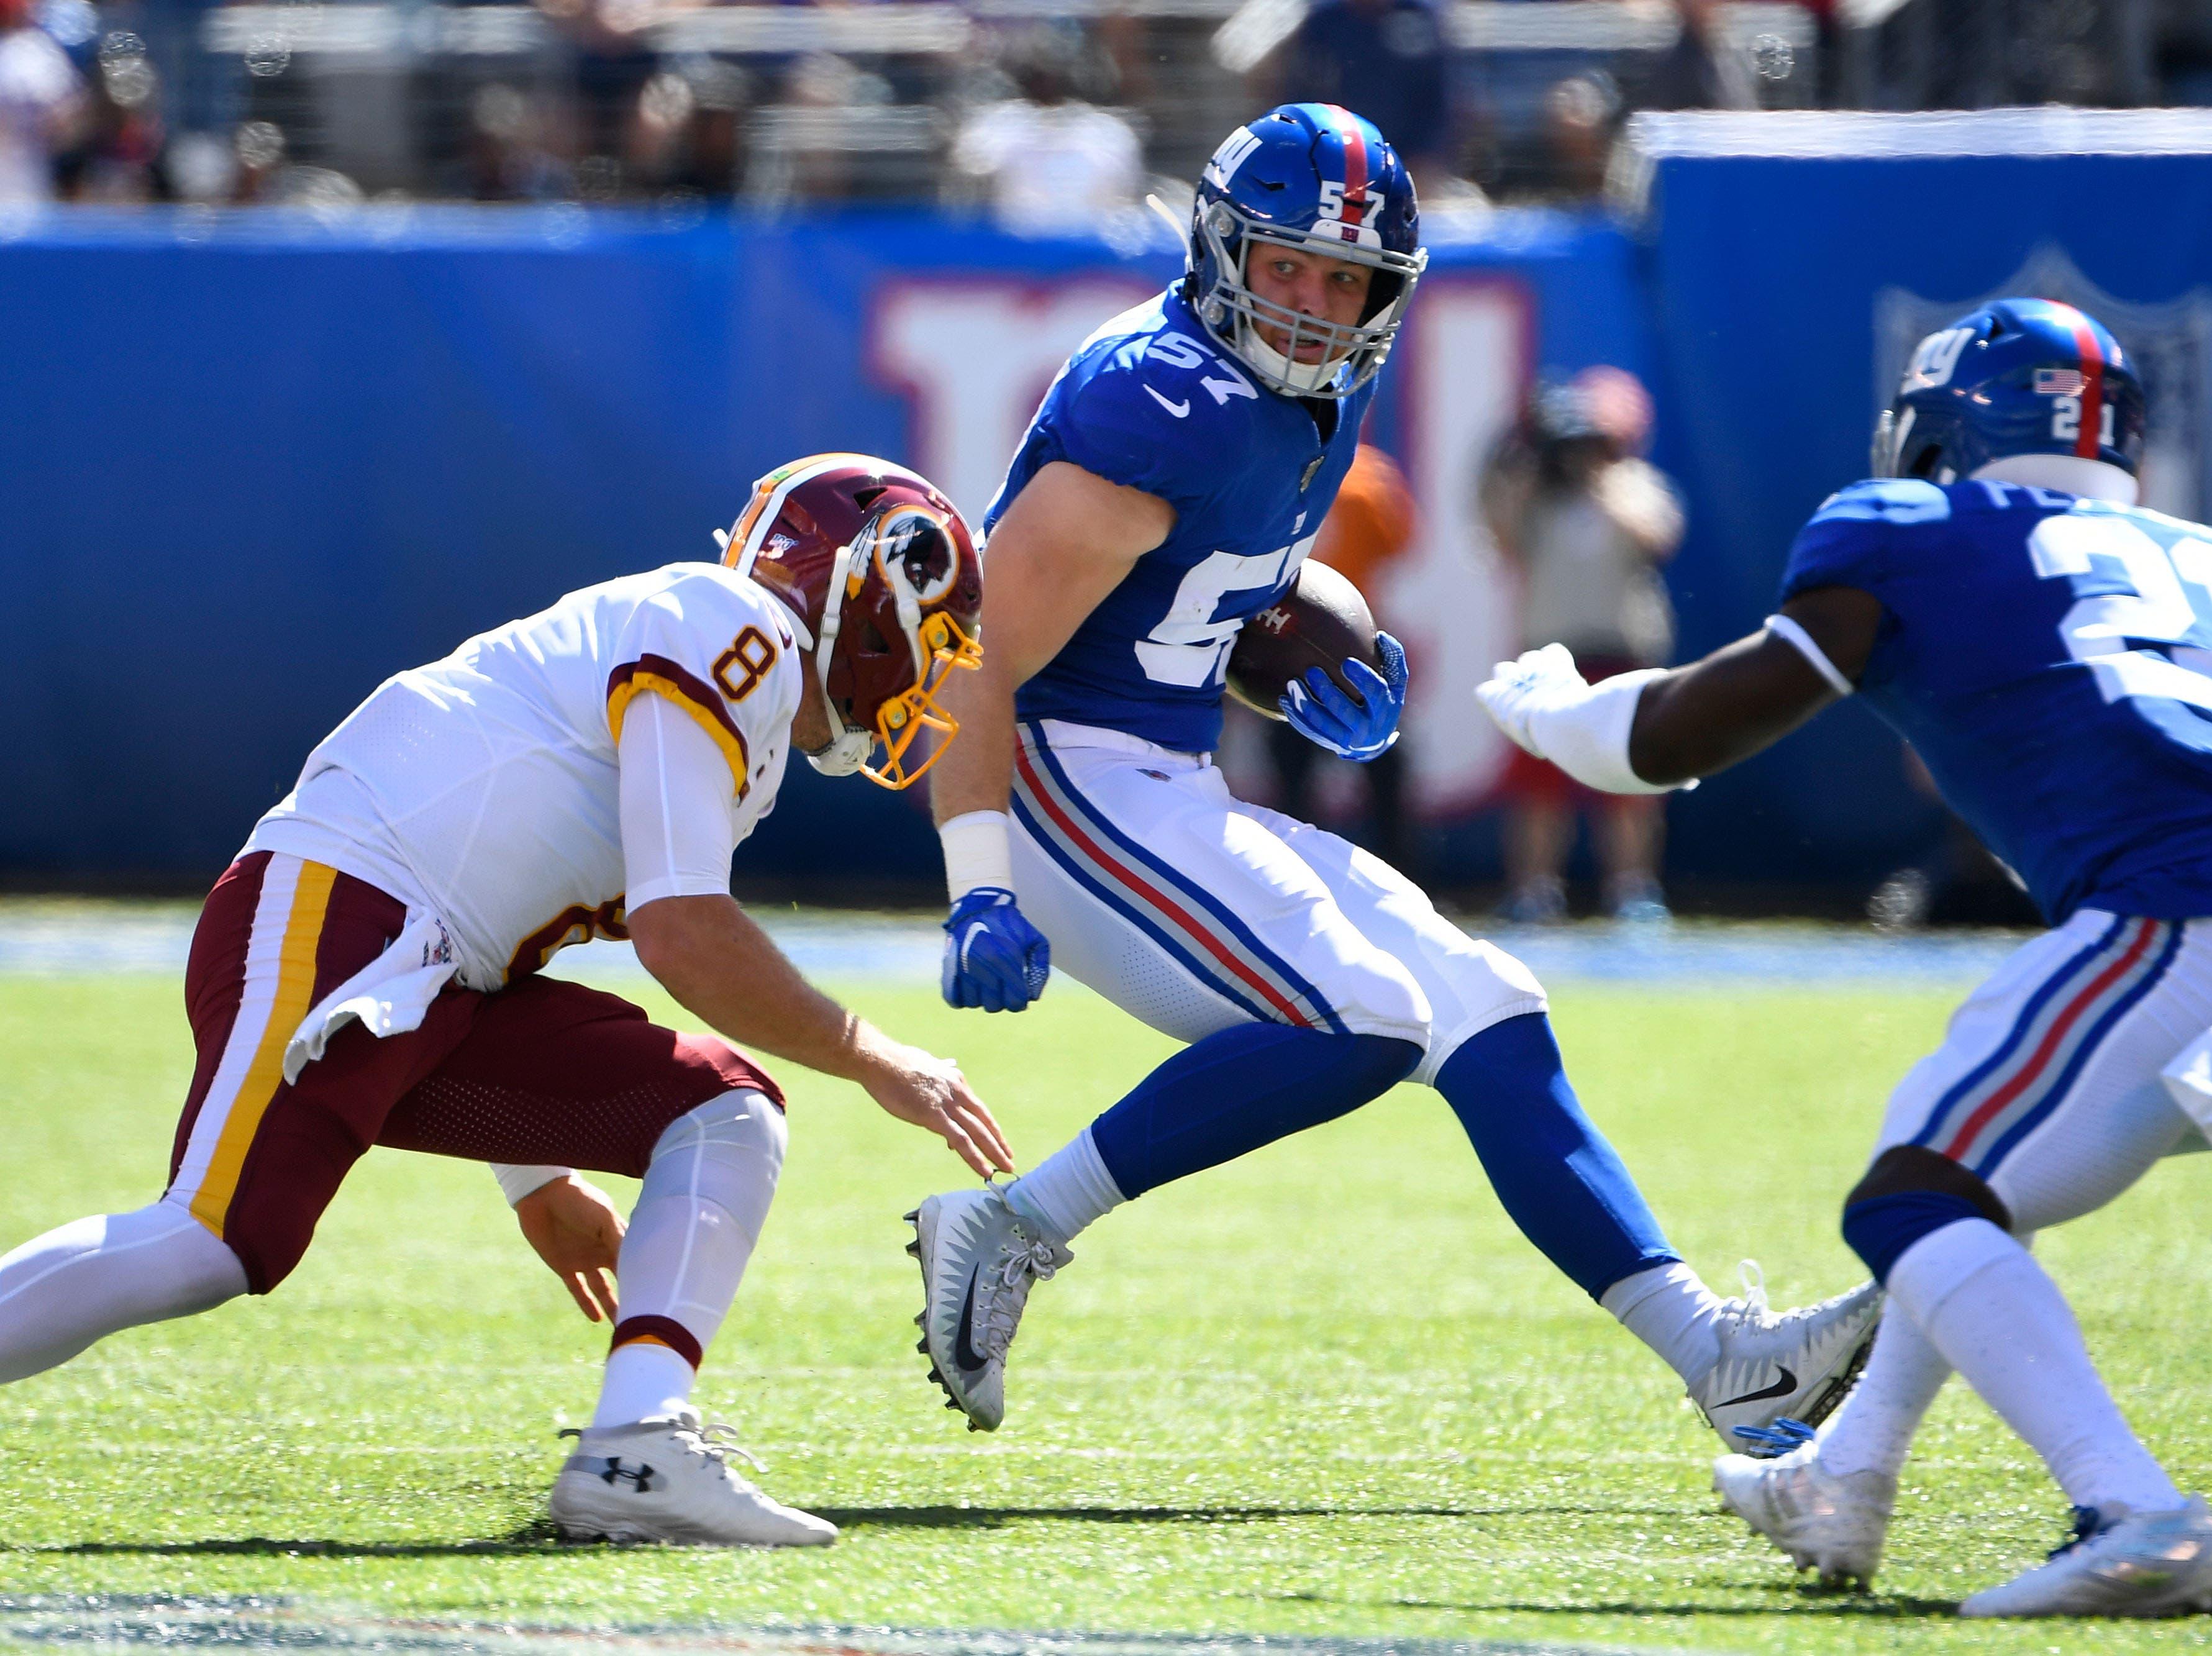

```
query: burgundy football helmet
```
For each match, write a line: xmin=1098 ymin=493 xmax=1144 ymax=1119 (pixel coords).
xmin=719 ymin=453 xmax=984 ymax=790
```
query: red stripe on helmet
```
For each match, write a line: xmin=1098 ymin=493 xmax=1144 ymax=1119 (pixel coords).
xmin=1322 ymin=103 xmax=1369 ymax=225
xmin=2065 ymin=309 xmax=2105 ymax=460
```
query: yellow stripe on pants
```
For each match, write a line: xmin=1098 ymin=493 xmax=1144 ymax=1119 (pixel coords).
xmin=190 ymin=862 xmax=338 ymax=1237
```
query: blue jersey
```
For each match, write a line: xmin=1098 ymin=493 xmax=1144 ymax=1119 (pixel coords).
xmin=986 ymin=287 xmax=1372 ymax=753
xmin=1780 ymin=478 xmax=2212 ymax=924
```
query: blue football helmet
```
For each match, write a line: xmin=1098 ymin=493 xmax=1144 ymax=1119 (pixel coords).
xmin=1872 ymin=298 xmax=2146 ymax=485
xmin=1186 ymin=103 xmax=1427 ymax=399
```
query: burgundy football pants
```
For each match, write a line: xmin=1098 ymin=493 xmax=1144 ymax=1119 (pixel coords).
xmin=163 ymin=851 xmax=779 ymax=1294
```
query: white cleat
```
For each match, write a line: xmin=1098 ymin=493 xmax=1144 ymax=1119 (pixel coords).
xmin=1959 ymin=1498 xmax=2212 ymax=1618
xmin=548 ymin=1407 xmax=837 ymax=1547
xmin=905 ymin=1184 xmax=1070 ymax=1432
xmin=1713 ymin=1440 xmax=1895 ymax=1588
xmin=1690 ymin=1266 xmax=1882 ymax=1455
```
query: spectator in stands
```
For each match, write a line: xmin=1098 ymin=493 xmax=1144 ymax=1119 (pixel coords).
xmin=1637 ymin=0 xmax=1757 ymax=111
xmin=457 ymin=83 xmax=571 ymax=202
xmin=537 ymin=0 xmax=662 ymax=197
xmin=1539 ymin=72 xmax=1619 ymax=200
xmin=1273 ymin=0 xmax=1452 ymax=190
xmin=57 ymin=29 xmax=165 ymax=202
xmin=1481 ymin=366 xmax=1684 ymax=924
xmin=0 ymin=0 xmax=84 ymax=204
xmin=1270 ymin=442 xmax=1422 ymax=874
xmin=951 ymin=24 xmax=1140 ymax=235
xmin=634 ymin=59 xmax=749 ymax=201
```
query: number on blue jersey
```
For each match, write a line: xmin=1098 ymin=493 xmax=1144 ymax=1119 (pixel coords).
xmin=2016 ymin=485 xmax=2212 ymax=719
xmin=1135 ymin=535 xmax=1318 ymax=688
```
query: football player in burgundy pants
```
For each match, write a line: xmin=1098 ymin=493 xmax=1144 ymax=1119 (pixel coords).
xmin=0 ymin=457 xmax=1011 ymax=1547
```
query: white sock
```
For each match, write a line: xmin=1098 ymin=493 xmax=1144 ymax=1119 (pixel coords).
xmin=1814 ymin=1301 xmax=1951 ymax=1480
xmin=0 ymin=1199 xmax=247 ymax=1385
xmin=1600 ymin=1260 xmax=1726 ymax=1386
xmin=1003 ymin=1127 xmax=1124 ymax=1244
xmin=593 ymin=1340 xmax=698 ymax=1429
xmin=588 ymin=1091 xmax=783 ymax=1430
xmin=1888 ymin=1218 xmax=2181 ymax=1514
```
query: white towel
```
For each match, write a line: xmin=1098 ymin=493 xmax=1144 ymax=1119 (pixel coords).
xmin=283 ymin=912 xmax=462 ymax=1085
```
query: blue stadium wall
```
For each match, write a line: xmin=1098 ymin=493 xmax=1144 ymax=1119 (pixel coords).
xmin=4 ymin=140 xmax=2209 ymax=898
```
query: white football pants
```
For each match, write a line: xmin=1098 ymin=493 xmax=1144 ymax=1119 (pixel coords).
xmin=1872 ymin=908 xmax=2212 ymax=1231
xmin=1009 ymin=719 xmax=1546 ymax=1084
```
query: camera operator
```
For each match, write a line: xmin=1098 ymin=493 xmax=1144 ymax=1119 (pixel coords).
xmin=1480 ymin=366 xmax=1683 ymax=922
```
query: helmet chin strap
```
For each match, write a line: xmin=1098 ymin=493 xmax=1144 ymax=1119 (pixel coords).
xmin=804 ymin=540 xmax=875 ymax=776
xmin=1972 ymin=454 xmax=2141 ymax=505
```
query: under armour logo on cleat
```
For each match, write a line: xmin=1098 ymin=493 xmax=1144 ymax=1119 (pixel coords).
xmin=598 ymin=1458 xmax=657 ymax=1491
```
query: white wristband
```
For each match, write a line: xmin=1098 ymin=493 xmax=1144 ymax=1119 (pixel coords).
xmin=939 ymin=809 xmax=1014 ymax=902
xmin=1764 ymin=613 xmax=1855 ymax=697
xmin=1524 ymin=668 xmax=1684 ymax=796
xmin=492 ymin=1163 xmax=572 ymax=1207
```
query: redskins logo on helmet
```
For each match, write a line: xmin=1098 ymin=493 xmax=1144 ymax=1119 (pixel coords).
xmin=717 ymin=453 xmax=984 ymax=790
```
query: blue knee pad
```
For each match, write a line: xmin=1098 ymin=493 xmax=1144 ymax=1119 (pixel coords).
xmin=1434 ymin=1012 xmax=1679 ymax=1299
xmin=1089 ymin=1024 xmax=1422 ymax=1200
xmin=1841 ymin=1144 xmax=2013 ymax=1284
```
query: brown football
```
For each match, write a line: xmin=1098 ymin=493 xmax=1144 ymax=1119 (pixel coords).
xmin=1225 ymin=559 xmax=1380 ymax=722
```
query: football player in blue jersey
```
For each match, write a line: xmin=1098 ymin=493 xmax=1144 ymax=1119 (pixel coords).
xmin=903 ymin=102 xmax=1878 ymax=1460
xmin=1480 ymin=297 xmax=2212 ymax=1617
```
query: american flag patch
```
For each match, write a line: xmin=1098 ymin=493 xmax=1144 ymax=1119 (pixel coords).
xmin=2034 ymin=368 xmax=2086 ymax=396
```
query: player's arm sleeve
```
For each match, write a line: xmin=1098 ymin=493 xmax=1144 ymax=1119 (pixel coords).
xmin=617 ymin=690 xmax=742 ymax=911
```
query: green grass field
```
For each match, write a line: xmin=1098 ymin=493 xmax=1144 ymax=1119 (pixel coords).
xmin=2 ymin=960 xmax=2208 ymax=1654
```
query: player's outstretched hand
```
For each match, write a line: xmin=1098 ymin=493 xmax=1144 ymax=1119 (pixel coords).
xmin=1281 ymin=631 xmax=1408 ymax=762
xmin=516 ymin=1174 xmax=626 ymax=1323
xmin=1475 ymin=642 xmax=1586 ymax=757
xmin=941 ymin=886 xmax=1051 ymax=1013
xmin=861 ymin=1038 xmax=1017 ymax=1180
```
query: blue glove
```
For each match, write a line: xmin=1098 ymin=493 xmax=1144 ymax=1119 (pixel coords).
xmin=940 ymin=886 xmax=1051 ymax=1012
xmin=1281 ymin=630 xmax=1408 ymax=762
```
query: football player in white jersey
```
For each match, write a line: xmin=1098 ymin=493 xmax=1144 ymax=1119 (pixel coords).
xmin=0 ymin=455 xmax=1011 ymax=1548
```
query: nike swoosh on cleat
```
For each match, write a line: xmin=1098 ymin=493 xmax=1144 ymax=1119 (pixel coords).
xmin=1144 ymin=386 xmax=1191 ymax=418
xmin=952 ymin=1264 xmax=990 ymax=1375
xmin=1715 ymin=1366 xmax=1798 ymax=1409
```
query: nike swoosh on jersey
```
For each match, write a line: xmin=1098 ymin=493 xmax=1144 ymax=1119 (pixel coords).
xmin=1144 ymin=386 xmax=1191 ymax=419
xmin=953 ymin=1264 xmax=990 ymax=1373
xmin=1715 ymin=1366 xmax=1798 ymax=1409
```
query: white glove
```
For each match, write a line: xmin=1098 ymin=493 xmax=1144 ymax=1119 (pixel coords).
xmin=1476 ymin=645 xmax=1688 ymax=796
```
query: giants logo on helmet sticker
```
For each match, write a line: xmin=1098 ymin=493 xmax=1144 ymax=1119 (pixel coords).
xmin=1905 ymin=326 xmax=1974 ymax=390
xmin=1204 ymin=127 xmax=1262 ymax=189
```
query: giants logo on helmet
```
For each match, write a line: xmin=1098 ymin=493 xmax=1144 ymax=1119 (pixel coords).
xmin=1204 ymin=127 xmax=1262 ymax=190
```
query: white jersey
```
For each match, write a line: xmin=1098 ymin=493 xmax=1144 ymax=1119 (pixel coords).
xmin=247 ymin=564 xmax=802 ymax=990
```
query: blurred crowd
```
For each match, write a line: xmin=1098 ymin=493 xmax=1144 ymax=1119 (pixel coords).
xmin=5 ymin=0 xmax=2206 ymax=212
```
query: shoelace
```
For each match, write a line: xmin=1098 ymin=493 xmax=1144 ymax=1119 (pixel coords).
xmin=1737 ymin=1260 xmax=1770 ymax=1316
xmin=2050 ymin=1504 xmax=2110 ymax=1559
xmin=691 ymin=1418 xmax=769 ymax=1477
xmin=975 ymin=1231 xmax=1062 ymax=1362
xmin=557 ymin=1419 xmax=767 ymax=1476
